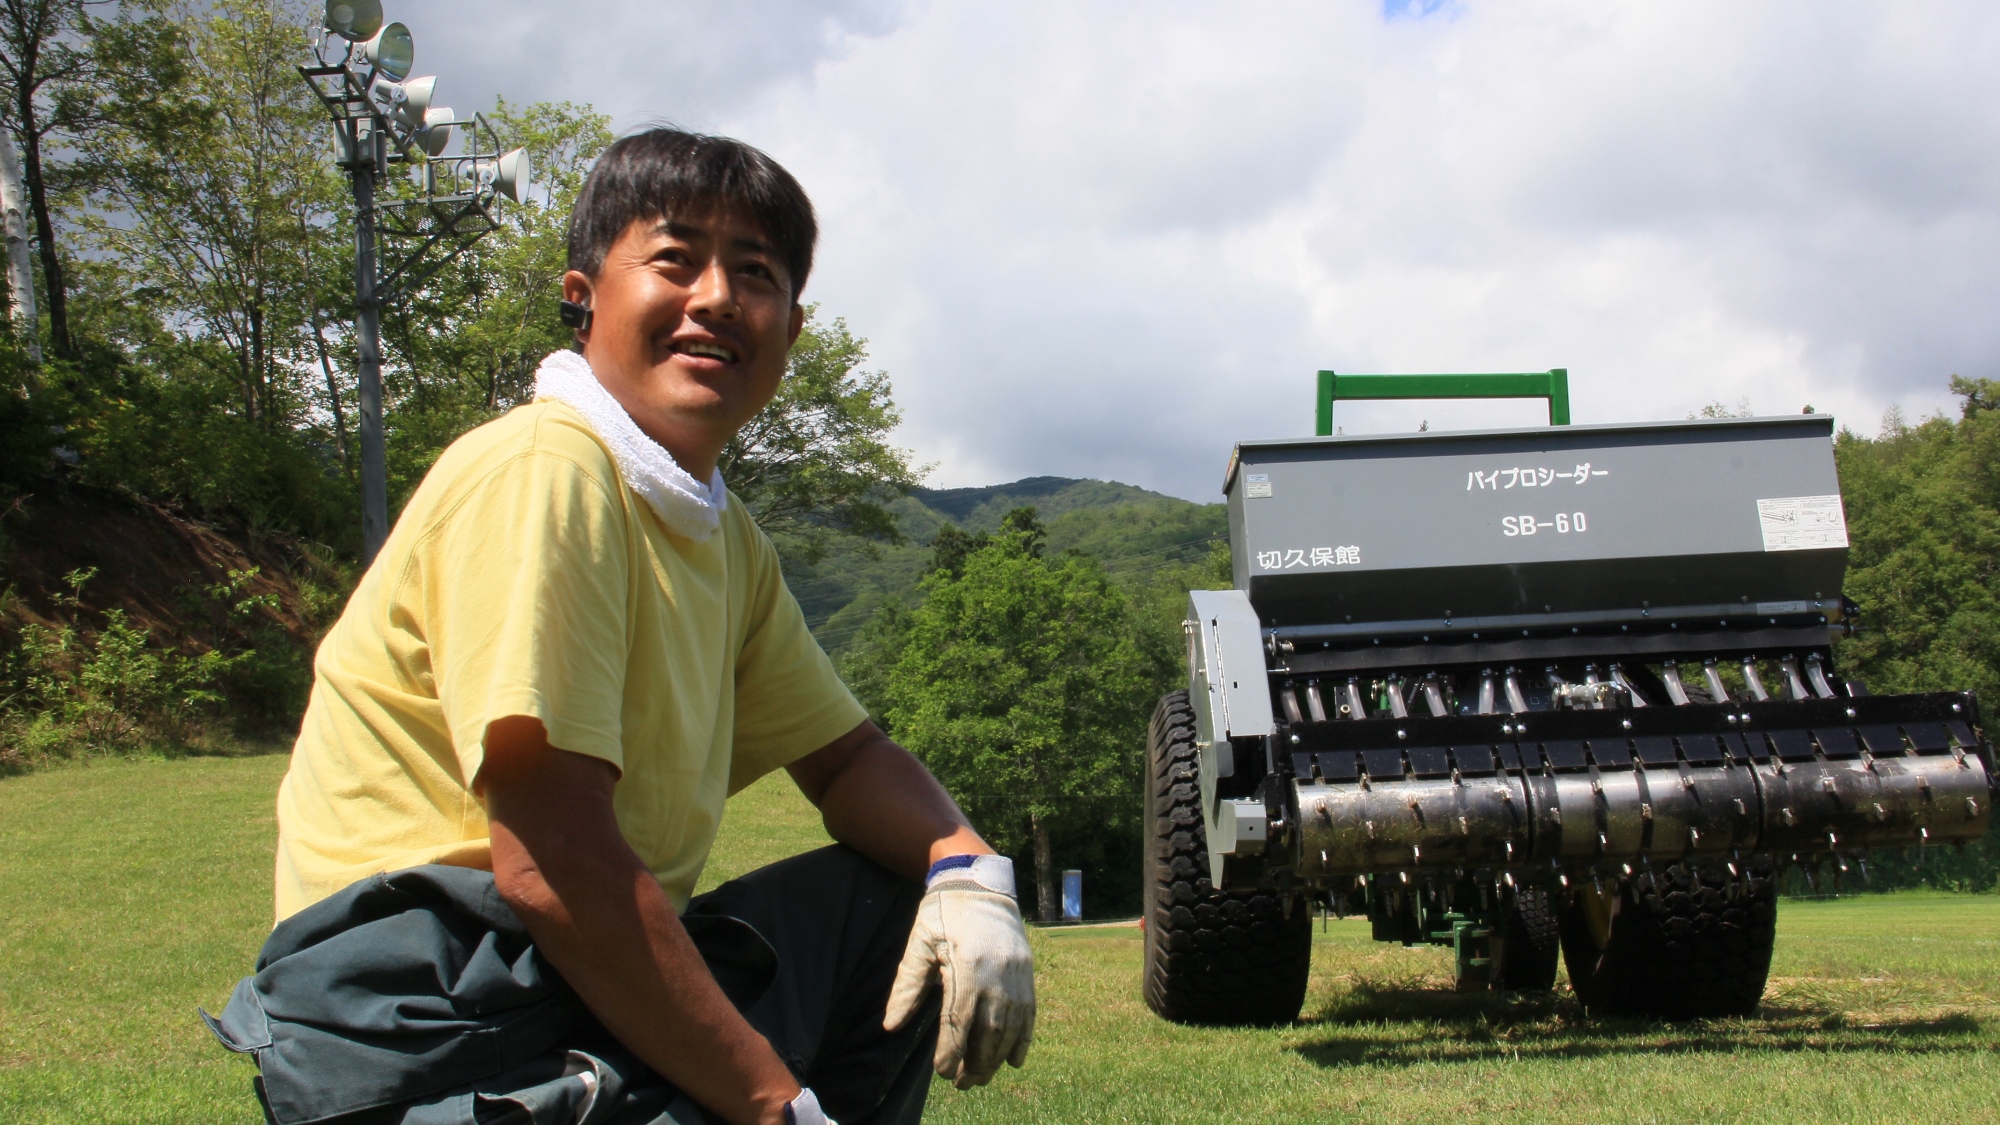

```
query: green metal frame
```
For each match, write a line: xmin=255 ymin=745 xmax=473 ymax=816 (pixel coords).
xmin=1364 ymin=874 xmax=1503 ymax=991
xmin=1315 ymin=370 xmax=1571 ymax=435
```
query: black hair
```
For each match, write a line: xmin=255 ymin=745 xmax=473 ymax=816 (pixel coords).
xmin=566 ymin=128 xmax=817 ymax=297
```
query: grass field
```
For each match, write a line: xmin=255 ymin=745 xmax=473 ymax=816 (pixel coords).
xmin=2 ymin=755 xmax=1996 ymax=1124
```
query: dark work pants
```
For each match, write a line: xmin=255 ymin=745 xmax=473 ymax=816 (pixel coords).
xmin=680 ymin=845 xmax=939 ymax=1125
xmin=220 ymin=848 xmax=938 ymax=1125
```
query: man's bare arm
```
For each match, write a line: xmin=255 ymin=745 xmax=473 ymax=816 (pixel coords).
xmin=786 ymin=721 xmax=991 ymax=877
xmin=479 ymin=716 xmax=799 ymax=1125
xmin=790 ymin=721 xmax=1035 ymax=1088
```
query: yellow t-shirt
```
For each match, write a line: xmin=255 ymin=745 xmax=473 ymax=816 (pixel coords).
xmin=273 ymin=400 xmax=867 ymax=921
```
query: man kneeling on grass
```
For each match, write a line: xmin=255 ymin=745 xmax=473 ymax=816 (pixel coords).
xmin=203 ymin=129 xmax=1034 ymax=1125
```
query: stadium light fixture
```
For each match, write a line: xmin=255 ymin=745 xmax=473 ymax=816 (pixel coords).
xmin=483 ymin=149 xmax=533 ymax=204
xmin=323 ymin=0 xmax=383 ymax=40
xmin=415 ymin=107 xmax=455 ymax=157
xmin=373 ymin=74 xmax=435 ymax=130
xmin=298 ymin=6 xmax=526 ymax=564
xmin=361 ymin=22 xmax=415 ymax=81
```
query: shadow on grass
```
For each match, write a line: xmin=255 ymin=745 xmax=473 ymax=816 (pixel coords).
xmin=1311 ymin=977 xmax=1570 ymax=1027
xmin=1291 ymin=979 xmax=1988 ymax=1069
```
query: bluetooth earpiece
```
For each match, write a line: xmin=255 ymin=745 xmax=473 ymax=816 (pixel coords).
xmin=558 ymin=299 xmax=593 ymax=330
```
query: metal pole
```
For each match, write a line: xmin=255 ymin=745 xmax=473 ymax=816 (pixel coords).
xmin=353 ymin=162 xmax=388 ymax=564
xmin=302 ymin=51 xmax=509 ymax=566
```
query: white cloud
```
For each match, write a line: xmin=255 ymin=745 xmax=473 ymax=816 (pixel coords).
xmin=404 ymin=0 xmax=911 ymax=126
xmin=409 ymin=0 xmax=2000 ymax=500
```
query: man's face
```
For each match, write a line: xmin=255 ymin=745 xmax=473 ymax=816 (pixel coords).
xmin=564 ymin=209 xmax=805 ymax=473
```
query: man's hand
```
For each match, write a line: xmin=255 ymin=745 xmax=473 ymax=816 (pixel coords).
xmin=479 ymin=716 xmax=802 ymax=1125
xmin=883 ymin=861 xmax=1035 ymax=1089
xmin=788 ymin=725 xmax=1036 ymax=1089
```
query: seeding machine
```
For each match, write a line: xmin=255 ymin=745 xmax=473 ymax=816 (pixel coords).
xmin=1143 ymin=372 xmax=1994 ymax=1022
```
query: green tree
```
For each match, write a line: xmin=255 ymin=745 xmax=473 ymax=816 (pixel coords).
xmin=1833 ymin=381 xmax=2000 ymax=702
xmin=0 ymin=0 xmax=108 ymax=356
xmin=377 ymin=98 xmax=615 ymax=509
xmin=722 ymin=308 xmax=923 ymax=563
xmin=59 ymin=9 xmax=627 ymax=543
xmin=0 ymin=0 xmax=180 ymax=358
xmin=81 ymin=0 xmax=337 ymax=432
xmin=38 ymin=0 xmax=354 ymax=542
xmin=1827 ymin=378 xmax=2000 ymax=893
xmin=1124 ymin=537 xmax=1230 ymax=688
xmin=883 ymin=508 xmax=1155 ymax=921
xmin=924 ymin=522 xmax=988 ymax=580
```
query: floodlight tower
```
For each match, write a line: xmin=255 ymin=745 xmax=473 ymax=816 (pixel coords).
xmin=299 ymin=1 xmax=531 ymax=563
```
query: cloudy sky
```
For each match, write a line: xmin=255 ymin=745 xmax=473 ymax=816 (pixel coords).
xmin=412 ymin=0 xmax=2000 ymax=501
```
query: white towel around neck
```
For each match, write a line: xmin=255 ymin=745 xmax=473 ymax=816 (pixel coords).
xmin=532 ymin=349 xmax=728 ymax=541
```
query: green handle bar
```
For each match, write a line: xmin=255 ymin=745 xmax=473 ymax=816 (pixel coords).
xmin=1315 ymin=369 xmax=1570 ymax=435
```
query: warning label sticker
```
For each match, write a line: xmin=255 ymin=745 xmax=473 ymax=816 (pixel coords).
xmin=1757 ymin=494 xmax=1849 ymax=552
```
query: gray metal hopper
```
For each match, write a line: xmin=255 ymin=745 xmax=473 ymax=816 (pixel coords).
xmin=1145 ymin=408 xmax=1994 ymax=1026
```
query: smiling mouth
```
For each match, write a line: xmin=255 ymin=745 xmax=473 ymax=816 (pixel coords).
xmin=673 ymin=340 xmax=739 ymax=363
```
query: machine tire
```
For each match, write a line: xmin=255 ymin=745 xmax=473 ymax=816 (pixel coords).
xmin=1499 ymin=885 xmax=1561 ymax=991
xmin=1142 ymin=691 xmax=1312 ymax=1025
xmin=1558 ymin=860 xmax=1777 ymax=1018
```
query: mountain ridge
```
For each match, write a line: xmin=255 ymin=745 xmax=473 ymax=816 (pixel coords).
xmin=910 ymin=476 xmax=1174 ymax=528
xmin=784 ymin=475 xmax=1227 ymax=650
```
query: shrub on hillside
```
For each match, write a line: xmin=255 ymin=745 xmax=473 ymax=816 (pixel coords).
xmin=0 ymin=564 xmax=296 ymax=776
xmin=0 ymin=568 xmax=260 ymax=773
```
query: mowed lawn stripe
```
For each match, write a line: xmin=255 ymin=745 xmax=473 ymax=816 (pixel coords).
xmin=3 ymin=755 xmax=1995 ymax=1124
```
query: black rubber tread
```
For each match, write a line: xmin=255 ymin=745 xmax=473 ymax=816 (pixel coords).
xmin=1141 ymin=691 xmax=1311 ymax=1025
xmin=1499 ymin=885 xmax=1561 ymax=991
xmin=1558 ymin=860 xmax=1777 ymax=1018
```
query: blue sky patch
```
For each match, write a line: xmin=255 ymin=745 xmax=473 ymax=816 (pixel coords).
xmin=1382 ymin=0 xmax=1458 ymax=20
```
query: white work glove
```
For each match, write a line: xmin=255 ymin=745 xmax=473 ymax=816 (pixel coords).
xmin=784 ymin=1087 xmax=834 ymax=1125
xmin=883 ymin=855 xmax=1036 ymax=1089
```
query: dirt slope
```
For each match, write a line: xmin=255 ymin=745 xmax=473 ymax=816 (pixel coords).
xmin=0 ymin=484 xmax=336 ymax=652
